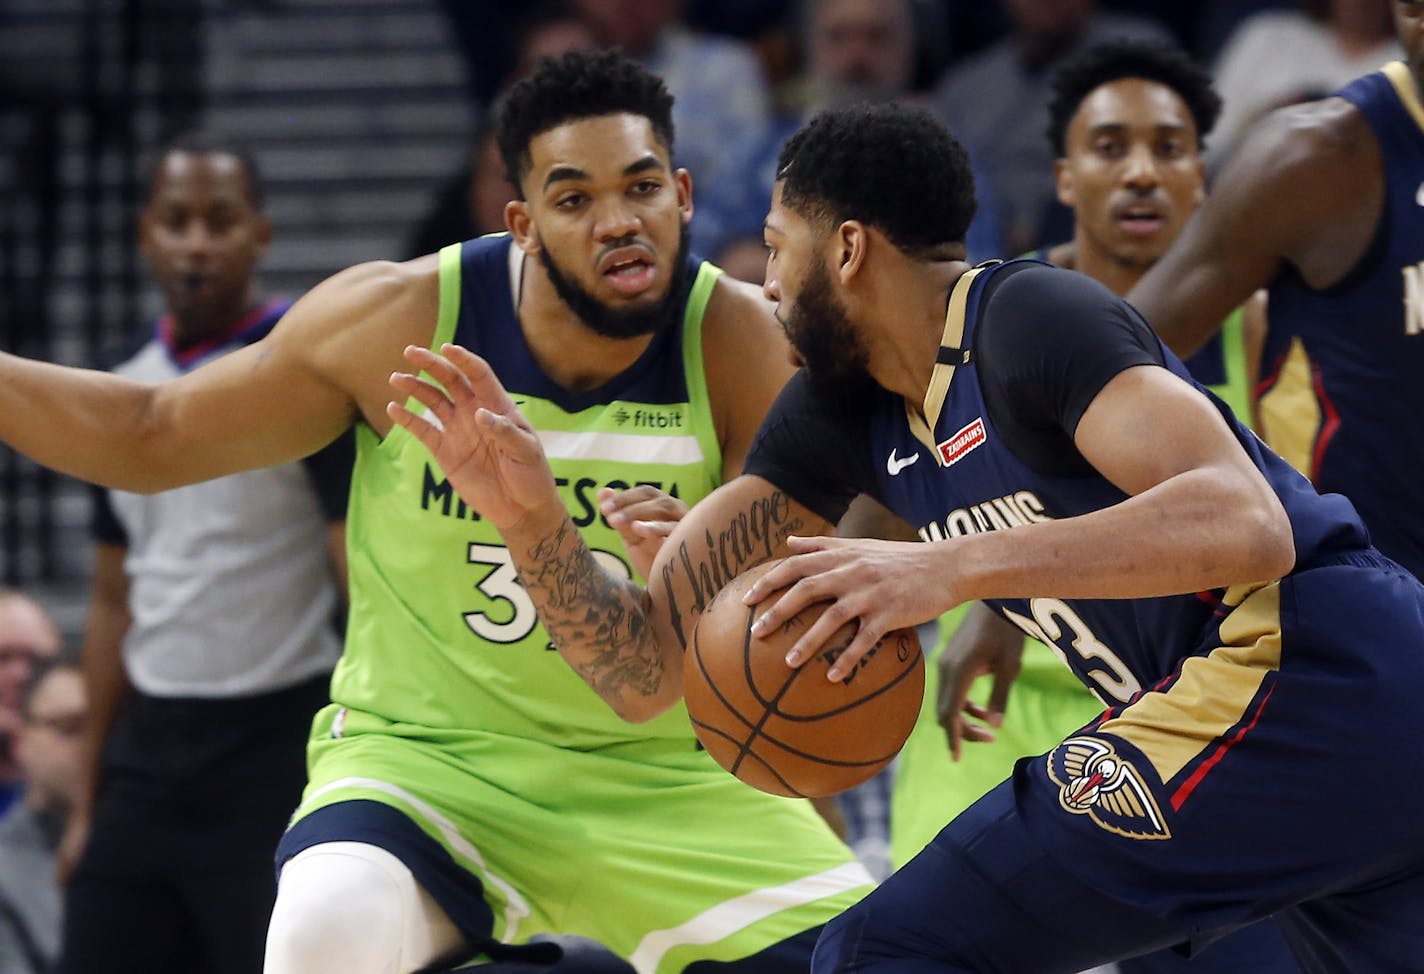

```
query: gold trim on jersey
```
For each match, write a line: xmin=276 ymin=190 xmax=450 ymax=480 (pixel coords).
xmin=906 ymin=264 xmax=991 ymax=458
xmin=1257 ymin=337 xmax=1318 ymax=477
xmin=1382 ymin=61 xmax=1424 ymax=136
xmin=1095 ymin=581 xmax=1282 ymax=787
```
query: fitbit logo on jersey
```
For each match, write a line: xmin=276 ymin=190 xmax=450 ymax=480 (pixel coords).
xmin=936 ymin=418 xmax=986 ymax=467
xmin=611 ymin=406 xmax=685 ymax=428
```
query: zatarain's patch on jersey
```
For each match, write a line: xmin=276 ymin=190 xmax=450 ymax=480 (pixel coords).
xmin=1047 ymin=737 xmax=1171 ymax=841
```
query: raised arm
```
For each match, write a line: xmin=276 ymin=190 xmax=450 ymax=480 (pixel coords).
xmin=388 ymin=344 xmax=831 ymax=722
xmin=0 ymin=258 xmax=430 ymax=491
xmin=1130 ymin=98 xmax=1381 ymax=358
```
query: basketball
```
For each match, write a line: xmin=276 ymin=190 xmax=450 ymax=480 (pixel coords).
xmin=684 ymin=559 xmax=925 ymax=798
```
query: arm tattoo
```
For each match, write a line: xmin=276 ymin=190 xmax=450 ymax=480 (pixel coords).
xmin=522 ymin=519 xmax=664 ymax=700
xmin=516 ymin=490 xmax=809 ymax=707
xmin=659 ymin=490 xmax=808 ymax=652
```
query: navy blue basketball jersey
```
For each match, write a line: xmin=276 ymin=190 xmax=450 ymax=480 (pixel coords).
xmin=1263 ymin=63 xmax=1424 ymax=579
xmin=749 ymin=260 xmax=1367 ymax=704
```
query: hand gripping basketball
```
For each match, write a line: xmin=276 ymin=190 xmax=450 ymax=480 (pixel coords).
xmin=684 ymin=560 xmax=925 ymax=798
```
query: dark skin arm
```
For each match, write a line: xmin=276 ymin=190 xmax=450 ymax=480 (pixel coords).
xmin=1130 ymin=98 xmax=1383 ymax=358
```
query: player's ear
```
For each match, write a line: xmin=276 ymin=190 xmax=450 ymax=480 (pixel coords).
xmin=1191 ymin=156 xmax=1206 ymax=206
xmin=507 ymin=200 xmax=538 ymax=254
xmin=1054 ymin=158 xmax=1075 ymax=208
xmin=835 ymin=220 xmax=868 ymax=285
xmin=675 ymin=167 xmax=694 ymax=226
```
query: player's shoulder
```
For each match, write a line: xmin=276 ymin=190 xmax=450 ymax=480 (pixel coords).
xmin=983 ymin=259 xmax=1113 ymax=315
xmin=1229 ymin=96 xmax=1378 ymax=192
xmin=980 ymin=261 xmax=1138 ymax=351
xmin=291 ymin=255 xmax=438 ymax=333
xmin=269 ymin=254 xmax=442 ymax=386
xmin=701 ymin=270 xmax=787 ymax=356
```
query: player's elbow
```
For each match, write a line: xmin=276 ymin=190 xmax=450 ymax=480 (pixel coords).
xmin=1236 ymin=490 xmax=1296 ymax=581
xmin=609 ymin=685 xmax=681 ymax=724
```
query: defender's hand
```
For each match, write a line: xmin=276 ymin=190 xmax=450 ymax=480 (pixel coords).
xmin=742 ymin=535 xmax=959 ymax=681
xmin=388 ymin=344 xmax=560 ymax=532
xmin=598 ymin=485 xmax=687 ymax=580
xmin=936 ymin=603 xmax=1026 ymax=761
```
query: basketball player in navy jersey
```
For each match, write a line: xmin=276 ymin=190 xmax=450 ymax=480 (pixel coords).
xmin=1130 ymin=0 xmax=1424 ymax=585
xmin=398 ymin=101 xmax=1424 ymax=971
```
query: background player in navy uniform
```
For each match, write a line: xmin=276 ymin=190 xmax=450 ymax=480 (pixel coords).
xmin=395 ymin=102 xmax=1424 ymax=972
xmin=1130 ymin=0 xmax=1424 ymax=585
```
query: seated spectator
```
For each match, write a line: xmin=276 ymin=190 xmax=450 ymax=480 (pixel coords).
xmin=0 ymin=658 xmax=84 ymax=973
xmin=0 ymin=592 xmax=62 ymax=820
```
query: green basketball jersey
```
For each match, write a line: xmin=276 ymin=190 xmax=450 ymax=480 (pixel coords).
xmin=334 ymin=236 xmax=723 ymax=750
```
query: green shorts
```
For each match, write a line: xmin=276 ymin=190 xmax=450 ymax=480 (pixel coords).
xmin=889 ymin=606 xmax=1103 ymax=868
xmin=290 ymin=704 xmax=872 ymax=974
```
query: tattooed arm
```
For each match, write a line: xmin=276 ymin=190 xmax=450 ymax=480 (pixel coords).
xmin=388 ymin=344 xmax=830 ymax=722
xmin=499 ymin=476 xmax=825 ymax=720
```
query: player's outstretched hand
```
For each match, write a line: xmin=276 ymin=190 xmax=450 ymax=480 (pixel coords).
xmin=934 ymin=602 xmax=1025 ymax=761
xmin=742 ymin=535 xmax=957 ymax=681
xmin=598 ymin=485 xmax=687 ymax=580
xmin=388 ymin=344 xmax=559 ymax=532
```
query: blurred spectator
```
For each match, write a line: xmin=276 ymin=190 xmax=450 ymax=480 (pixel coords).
xmin=934 ymin=0 xmax=1171 ymax=255
xmin=55 ymin=133 xmax=351 ymax=974
xmin=571 ymin=0 xmax=774 ymax=251
xmin=684 ymin=0 xmax=795 ymax=40
xmin=0 ymin=592 xmax=62 ymax=820
xmin=1210 ymin=0 xmax=1399 ymax=166
xmin=1193 ymin=0 xmax=1298 ymax=61
xmin=0 ymin=658 xmax=84 ymax=974
xmin=706 ymin=0 xmax=1003 ymax=282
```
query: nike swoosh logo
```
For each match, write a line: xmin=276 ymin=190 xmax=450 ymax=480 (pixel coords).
xmin=887 ymin=449 xmax=920 ymax=476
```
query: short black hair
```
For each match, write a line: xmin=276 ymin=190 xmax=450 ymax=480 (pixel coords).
xmin=1047 ymin=40 xmax=1222 ymax=156
xmin=775 ymin=102 xmax=976 ymax=258
xmin=144 ymin=130 xmax=266 ymax=210
xmin=496 ymin=48 xmax=676 ymax=194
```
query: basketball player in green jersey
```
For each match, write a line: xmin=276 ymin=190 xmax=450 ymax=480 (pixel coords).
xmin=895 ymin=42 xmax=1296 ymax=973
xmin=0 ymin=51 xmax=870 ymax=973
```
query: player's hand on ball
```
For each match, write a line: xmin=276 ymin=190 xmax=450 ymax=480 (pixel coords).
xmin=598 ymin=485 xmax=687 ymax=580
xmin=743 ymin=535 xmax=957 ymax=681
xmin=935 ymin=603 xmax=1026 ymax=761
xmin=387 ymin=344 xmax=560 ymax=532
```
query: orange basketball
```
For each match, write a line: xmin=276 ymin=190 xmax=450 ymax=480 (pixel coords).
xmin=683 ymin=559 xmax=925 ymax=798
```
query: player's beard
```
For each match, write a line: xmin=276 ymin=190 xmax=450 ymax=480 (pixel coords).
xmin=783 ymin=260 xmax=874 ymax=395
xmin=539 ymin=224 xmax=691 ymax=340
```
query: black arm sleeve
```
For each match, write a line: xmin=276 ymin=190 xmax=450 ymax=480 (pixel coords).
xmin=90 ymin=485 xmax=128 ymax=547
xmin=975 ymin=264 xmax=1165 ymax=477
xmin=300 ymin=427 xmax=356 ymax=523
xmin=743 ymin=370 xmax=880 ymax=524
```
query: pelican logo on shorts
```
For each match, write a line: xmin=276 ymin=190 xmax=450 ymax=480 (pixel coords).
xmin=1047 ymin=737 xmax=1171 ymax=841
xmin=935 ymin=418 xmax=986 ymax=467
